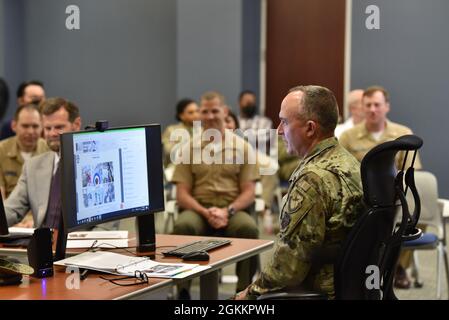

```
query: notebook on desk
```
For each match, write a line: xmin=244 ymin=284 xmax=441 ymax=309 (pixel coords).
xmin=0 ymin=192 xmax=34 ymax=243
xmin=54 ymin=251 xmax=205 ymax=278
xmin=0 ymin=228 xmax=34 ymax=245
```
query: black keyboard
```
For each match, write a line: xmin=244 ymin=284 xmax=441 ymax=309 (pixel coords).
xmin=162 ymin=239 xmax=231 ymax=257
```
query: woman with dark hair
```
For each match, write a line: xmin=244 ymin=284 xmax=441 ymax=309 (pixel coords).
xmin=224 ymin=109 xmax=240 ymax=131
xmin=162 ymin=98 xmax=199 ymax=168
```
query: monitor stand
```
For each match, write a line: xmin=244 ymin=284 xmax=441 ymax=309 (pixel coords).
xmin=54 ymin=213 xmax=156 ymax=260
xmin=54 ymin=218 xmax=67 ymax=261
xmin=135 ymin=213 xmax=156 ymax=255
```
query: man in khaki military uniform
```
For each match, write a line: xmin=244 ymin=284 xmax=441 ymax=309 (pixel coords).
xmin=339 ymin=86 xmax=421 ymax=289
xmin=236 ymin=85 xmax=364 ymax=300
xmin=0 ymin=103 xmax=48 ymax=199
xmin=172 ymin=91 xmax=260 ymax=295
xmin=339 ymin=86 xmax=422 ymax=170
xmin=334 ymin=89 xmax=365 ymax=138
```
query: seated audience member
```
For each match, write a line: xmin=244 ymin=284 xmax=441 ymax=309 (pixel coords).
xmin=224 ymin=109 xmax=240 ymax=134
xmin=339 ymin=86 xmax=422 ymax=169
xmin=161 ymin=98 xmax=199 ymax=170
xmin=226 ymin=110 xmax=278 ymax=231
xmin=0 ymin=103 xmax=48 ymax=200
xmin=4 ymin=98 xmax=80 ymax=228
xmin=238 ymin=90 xmax=272 ymax=133
xmin=334 ymin=89 xmax=364 ymax=138
xmin=339 ymin=85 xmax=422 ymax=289
xmin=0 ymin=80 xmax=46 ymax=140
xmin=172 ymin=91 xmax=259 ymax=297
xmin=237 ymin=89 xmax=275 ymax=164
xmin=235 ymin=85 xmax=364 ymax=300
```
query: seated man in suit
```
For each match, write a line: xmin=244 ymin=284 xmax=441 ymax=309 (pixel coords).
xmin=172 ymin=91 xmax=260 ymax=297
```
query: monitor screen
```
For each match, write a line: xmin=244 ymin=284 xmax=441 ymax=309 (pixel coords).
xmin=60 ymin=124 xmax=164 ymax=232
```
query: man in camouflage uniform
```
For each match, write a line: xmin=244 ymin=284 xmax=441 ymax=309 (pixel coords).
xmin=236 ymin=85 xmax=364 ymax=300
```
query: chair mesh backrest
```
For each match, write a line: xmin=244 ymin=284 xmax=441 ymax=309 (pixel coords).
xmin=406 ymin=171 xmax=442 ymax=235
xmin=334 ymin=135 xmax=423 ymax=300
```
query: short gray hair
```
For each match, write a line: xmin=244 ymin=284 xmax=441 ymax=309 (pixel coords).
xmin=289 ymin=85 xmax=339 ymax=135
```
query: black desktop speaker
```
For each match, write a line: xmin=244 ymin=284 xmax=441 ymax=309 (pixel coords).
xmin=27 ymin=228 xmax=54 ymax=278
xmin=136 ymin=214 xmax=156 ymax=254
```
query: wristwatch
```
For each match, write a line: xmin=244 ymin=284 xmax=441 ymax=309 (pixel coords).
xmin=227 ymin=206 xmax=236 ymax=218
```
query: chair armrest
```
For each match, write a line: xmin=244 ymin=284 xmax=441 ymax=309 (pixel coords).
xmin=437 ymin=198 xmax=449 ymax=219
xmin=255 ymin=181 xmax=263 ymax=197
xmin=165 ymin=200 xmax=178 ymax=214
xmin=255 ymin=199 xmax=265 ymax=213
xmin=257 ymin=288 xmax=327 ymax=300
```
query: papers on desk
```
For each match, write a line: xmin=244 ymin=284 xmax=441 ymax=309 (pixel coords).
xmin=8 ymin=227 xmax=35 ymax=236
xmin=66 ymin=239 xmax=130 ymax=249
xmin=66 ymin=230 xmax=130 ymax=249
xmin=67 ymin=231 xmax=128 ymax=239
xmin=54 ymin=251 xmax=208 ymax=278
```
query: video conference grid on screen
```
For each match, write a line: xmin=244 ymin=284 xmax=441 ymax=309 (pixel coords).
xmin=73 ymin=128 xmax=150 ymax=224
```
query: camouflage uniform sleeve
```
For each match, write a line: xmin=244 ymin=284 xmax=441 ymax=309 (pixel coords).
xmin=248 ymin=172 xmax=326 ymax=297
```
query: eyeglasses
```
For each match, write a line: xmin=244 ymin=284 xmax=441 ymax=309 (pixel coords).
xmin=100 ymin=270 xmax=149 ymax=287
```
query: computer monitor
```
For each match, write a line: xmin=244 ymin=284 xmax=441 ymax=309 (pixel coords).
xmin=58 ymin=124 xmax=164 ymax=257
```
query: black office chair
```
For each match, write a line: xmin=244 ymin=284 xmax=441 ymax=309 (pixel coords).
xmin=258 ymin=135 xmax=423 ymax=300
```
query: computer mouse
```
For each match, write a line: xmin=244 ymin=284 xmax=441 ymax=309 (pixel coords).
xmin=182 ymin=251 xmax=210 ymax=261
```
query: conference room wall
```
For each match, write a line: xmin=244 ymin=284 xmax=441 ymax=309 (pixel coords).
xmin=1 ymin=0 xmax=259 ymax=130
xmin=177 ymin=0 xmax=241 ymax=114
xmin=1 ymin=0 xmax=26 ymax=115
xmin=351 ymin=0 xmax=449 ymax=197
xmin=0 ymin=1 xmax=4 ymax=77
xmin=4 ymin=0 xmax=177 ymax=129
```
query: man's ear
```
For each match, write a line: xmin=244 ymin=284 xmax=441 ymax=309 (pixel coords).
xmin=11 ymin=120 xmax=17 ymax=133
xmin=306 ymin=120 xmax=317 ymax=137
xmin=385 ymin=102 xmax=390 ymax=114
xmin=72 ymin=117 xmax=82 ymax=131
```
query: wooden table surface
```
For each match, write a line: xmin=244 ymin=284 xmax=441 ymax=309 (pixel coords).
xmin=0 ymin=234 xmax=273 ymax=300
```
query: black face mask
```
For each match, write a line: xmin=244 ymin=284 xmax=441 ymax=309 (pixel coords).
xmin=241 ymin=104 xmax=257 ymax=118
xmin=31 ymin=98 xmax=42 ymax=105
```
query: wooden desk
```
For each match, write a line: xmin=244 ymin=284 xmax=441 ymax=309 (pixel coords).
xmin=0 ymin=234 xmax=273 ymax=300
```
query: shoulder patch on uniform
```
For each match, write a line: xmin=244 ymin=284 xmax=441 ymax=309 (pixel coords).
xmin=286 ymin=188 xmax=304 ymax=214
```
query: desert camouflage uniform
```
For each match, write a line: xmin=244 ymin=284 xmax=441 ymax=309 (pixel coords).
xmin=247 ymin=137 xmax=364 ymax=299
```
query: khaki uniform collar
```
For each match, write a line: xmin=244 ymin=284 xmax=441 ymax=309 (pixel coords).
xmin=357 ymin=119 xmax=398 ymax=141
xmin=6 ymin=137 xmax=44 ymax=163
xmin=6 ymin=137 xmax=23 ymax=164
